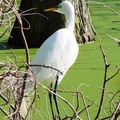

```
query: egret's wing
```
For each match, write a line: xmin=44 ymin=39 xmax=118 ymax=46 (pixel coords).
xmin=31 ymin=28 xmax=78 ymax=83
xmin=31 ymin=29 xmax=67 ymax=82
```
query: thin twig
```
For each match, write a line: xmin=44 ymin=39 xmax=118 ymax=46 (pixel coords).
xmin=94 ymin=46 xmax=110 ymax=120
xmin=81 ymin=92 xmax=90 ymax=120
xmin=75 ymin=92 xmax=79 ymax=111
xmin=0 ymin=93 xmax=15 ymax=111
xmin=110 ymin=101 xmax=120 ymax=119
xmin=30 ymin=64 xmax=63 ymax=75
xmin=106 ymin=34 xmax=120 ymax=46
xmin=109 ymin=90 xmax=120 ymax=104
xmin=38 ymin=82 xmax=82 ymax=120
xmin=88 ymin=1 xmax=120 ymax=16
xmin=106 ymin=69 xmax=119 ymax=82
xmin=77 ymin=103 xmax=94 ymax=116
xmin=0 ymin=27 xmax=9 ymax=38
xmin=0 ymin=106 xmax=9 ymax=118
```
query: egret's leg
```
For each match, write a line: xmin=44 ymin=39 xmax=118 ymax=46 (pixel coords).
xmin=49 ymin=83 xmax=55 ymax=120
xmin=53 ymin=75 xmax=61 ymax=120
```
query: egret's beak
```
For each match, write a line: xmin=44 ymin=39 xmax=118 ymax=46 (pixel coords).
xmin=44 ymin=8 xmax=57 ymax=12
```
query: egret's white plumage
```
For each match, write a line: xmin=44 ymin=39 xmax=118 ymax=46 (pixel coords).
xmin=31 ymin=1 xmax=78 ymax=85
xmin=31 ymin=28 xmax=78 ymax=84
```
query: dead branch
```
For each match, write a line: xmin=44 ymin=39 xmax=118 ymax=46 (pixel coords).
xmin=106 ymin=69 xmax=119 ymax=82
xmin=95 ymin=46 xmax=110 ymax=120
xmin=30 ymin=64 xmax=63 ymax=75
xmin=95 ymin=46 xmax=120 ymax=120
xmin=89 ymin=1 xmax=120 ymax=16
xmin=106 ymin=34 xmax=120 ymax=46
xmin=81 ymin=92 xmax=90 ymax=120
xmin=1 ymin=1 xmax=30 ymax=119
xmin=110 ymin=101 xmax=120 ymax=120
xmin=0 ymin=93 xmax=15 ymax=111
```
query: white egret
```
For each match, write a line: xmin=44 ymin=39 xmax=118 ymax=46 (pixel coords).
xmin=24 ymin=1 xmax=79 ymax=119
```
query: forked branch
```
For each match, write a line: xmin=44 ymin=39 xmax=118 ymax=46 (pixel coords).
xmin=95 ymin=46 xmax=110 ymax=119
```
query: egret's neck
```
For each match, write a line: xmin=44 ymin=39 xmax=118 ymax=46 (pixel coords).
xmin=65 ymin=11 xmax=74 ymax=32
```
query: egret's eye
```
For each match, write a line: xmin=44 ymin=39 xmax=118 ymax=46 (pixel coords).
xmin=57 ymin=5 xmax=62 ymax=9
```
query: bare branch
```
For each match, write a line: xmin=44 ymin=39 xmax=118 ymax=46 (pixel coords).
xmin=88 ymin=1 xmax=120 ymax=16
xmin=110 ymin=101 xmax=120 ymax=119
xmin=95 ymin=46 xmax=110 ymax=120
xmin=30 ymin=64 xmax=63 ymax=75
xmin=106 ymin=69 xmax=119 ymax=82
xmin=0 ymin=106 xmax=9 ymax=118
xmin=0 ymin=93 xmax=15 ymax=111
xmin=106 ymin=34 xmax=120 ymax=46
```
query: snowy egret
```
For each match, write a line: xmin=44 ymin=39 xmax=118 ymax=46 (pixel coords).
xmin=30 ymin=1 xmax=79 ymax=119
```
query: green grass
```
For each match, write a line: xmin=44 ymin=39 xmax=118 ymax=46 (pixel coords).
xmin=0 ymin=0 xmax=120 ymax=119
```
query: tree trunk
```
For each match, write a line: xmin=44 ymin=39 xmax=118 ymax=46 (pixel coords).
xmin=8 ymin=0 xmax=95 ymax=47
xmin=71 ymin=0 xmax=96 ymax=43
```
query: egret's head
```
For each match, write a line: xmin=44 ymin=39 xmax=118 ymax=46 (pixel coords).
xmin=44 ymin=1 xmax=74 ymax=16
xmin=44 ymin=1 xmax=74 ymax=31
